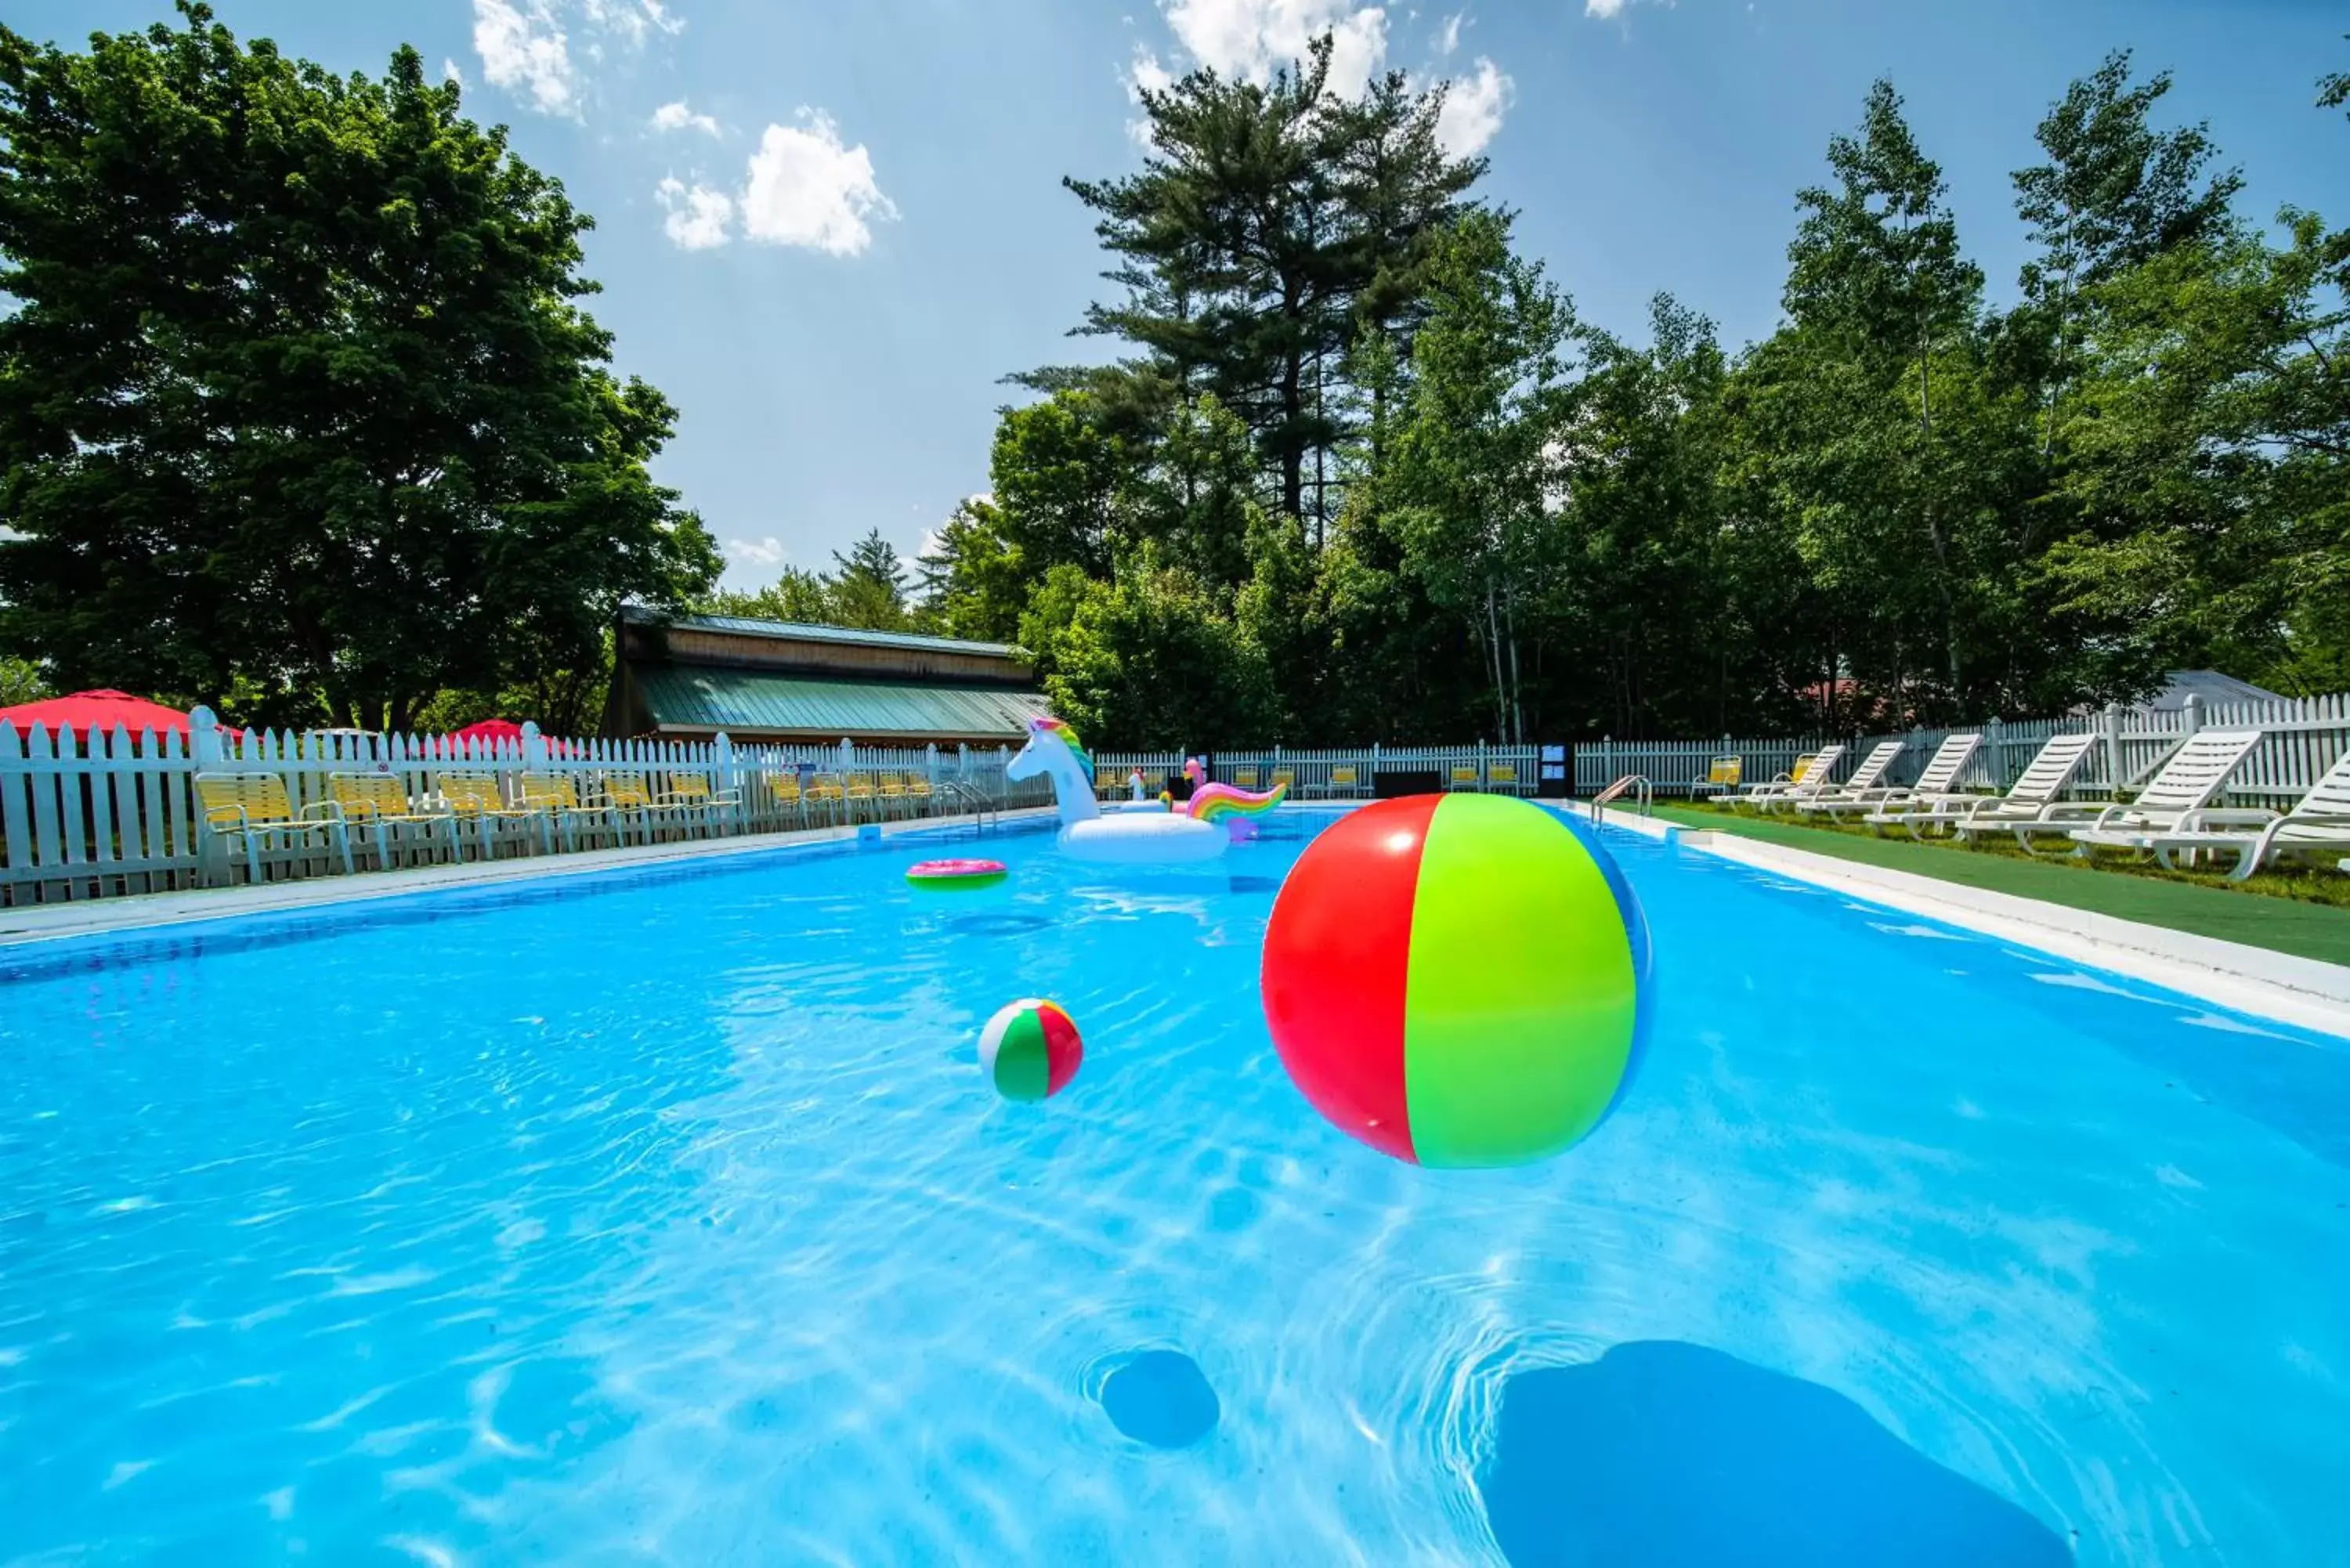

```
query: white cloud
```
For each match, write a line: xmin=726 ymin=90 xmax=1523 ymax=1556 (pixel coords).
xmin=656 ymin=176 xmax=734 ymax=249
xmin=583 ymin=0 xmax=684 ymax=48
xmin=1585 ymin=0 xmax=1625 ymax=13
xmin=473 ymin=0 xmax=573 ymax=115
xmin=443 ymin=58 xmax=465 ymax=85
xmin=1435 ymin=12 xmax=1462 ymax=54
xmin=651 ymin=99 xmax=721 ymax=136
xmin=725 ymin=536 xmax=787 ymax=569
xmin=739 ymin=111 xmax=898 ymax=257
xmin=1159 ymin=0 xmax=1390 ymax=97
xmin=473 ymin=0 xmax=682 ymax=117
xmin=1125 ymin=48 xmax=1179 ymax=146
xmin=1130 ymin=47 xmax=1177 ymax=98
xmin=1434 ymin=56 xmax=1510 ymax=155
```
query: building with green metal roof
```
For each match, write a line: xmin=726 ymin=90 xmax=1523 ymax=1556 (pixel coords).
xmin=605 ymin=609 xmax=1051 ymax=746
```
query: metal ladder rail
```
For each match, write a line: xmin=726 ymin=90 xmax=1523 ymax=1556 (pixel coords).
xmin=1590 ymin=773 xmax=1654 ymax=821
xmin=934 ymin=777 xmax=998 ymax=836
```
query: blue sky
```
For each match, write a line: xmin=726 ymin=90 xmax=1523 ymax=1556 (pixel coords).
xmin=16 ymin=1 xmax=2350 ymax=587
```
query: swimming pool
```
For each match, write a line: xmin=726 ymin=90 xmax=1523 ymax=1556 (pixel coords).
xmin=2 ymin=808 xmax=2345 ymax=1565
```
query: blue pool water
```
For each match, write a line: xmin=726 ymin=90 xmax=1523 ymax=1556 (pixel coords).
xmin=2 ymin=810 xmax=2346 ymax=1566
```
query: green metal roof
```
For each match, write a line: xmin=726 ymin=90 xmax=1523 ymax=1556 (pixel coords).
xmin=634 ymin=666 xmax=1050 ymax=739
xmin=627 ymin=608 xmax=1020 ymax=659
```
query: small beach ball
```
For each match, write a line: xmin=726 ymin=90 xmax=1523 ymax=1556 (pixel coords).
xmin=1260 ymin=795 xmax=1652 ymax=1168
xmin=978 ymin=998 xmax=1084 ymax=1102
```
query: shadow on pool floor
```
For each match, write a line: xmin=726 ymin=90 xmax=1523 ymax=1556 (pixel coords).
xmin=1479 ymin=1341 xmax=2071 ymax=1567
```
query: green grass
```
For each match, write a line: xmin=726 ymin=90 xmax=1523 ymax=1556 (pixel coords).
xmin=1648 ymin=801 xmax=2350 ymax=968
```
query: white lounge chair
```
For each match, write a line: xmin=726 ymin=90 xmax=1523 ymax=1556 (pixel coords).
xmin=1792 ymin=739 xmax=1917 ymax=818
xmin=1730 ymin=745 xmax=1846 ymax=812
xmin=1837 ymin=732 xmax=1984 ymax=827
xmin=1911 ymin=732 xmax=2100 ymax=843
xmin=2019 ymin=728 xmax=2262 ymax=856
xmin=2068 ymin=744 xmax=2350 ymax=880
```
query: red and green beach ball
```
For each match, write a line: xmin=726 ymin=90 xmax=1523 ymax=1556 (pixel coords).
xmin=1260 ymin=794 xmax=1653 ymax=1168
xmin=978 ymin=998 xmax=1085 ymax=1103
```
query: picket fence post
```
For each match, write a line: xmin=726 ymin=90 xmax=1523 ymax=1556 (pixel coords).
xmin=2102 ymin=702 xmax=2124 ymax=798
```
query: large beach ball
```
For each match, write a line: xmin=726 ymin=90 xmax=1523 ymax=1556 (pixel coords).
xmin=1260 ymin=795 xmax=1653 ymax=1168
xmin=978 ymin=998 xmax=1085 ymax=1103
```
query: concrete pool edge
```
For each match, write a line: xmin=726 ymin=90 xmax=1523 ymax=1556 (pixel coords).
xmin=0 ymin=807 xmax=1061 ymax=949
xmin=1584 ymin=805 xmax=2350 ymax=1039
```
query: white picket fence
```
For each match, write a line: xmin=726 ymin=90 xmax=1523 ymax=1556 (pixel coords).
xmin=1574 ymin=691 xmax=2350 ymax=812
xmin=0 ymin=710 xmax=1056 ymax=907
xmin=1094 ymin=744 xmax=1544 ymax=800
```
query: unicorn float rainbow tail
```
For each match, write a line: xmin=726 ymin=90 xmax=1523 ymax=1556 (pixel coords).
xmin=1183 ymin=760 xmax=1289 ymax=840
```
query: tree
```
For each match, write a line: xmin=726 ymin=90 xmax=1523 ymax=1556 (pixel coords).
xmin=0 ymin=4 xmax=718 ymax=730
xmin=701 ymin=568 xmax=833 ymax=625
xmin=1062 ymin=35 xmax=1481 ymax=535
xmin=2012 ymin=51 xmax=2240 ymax=460
xmin=1780 ymin=79 xmax=1987 ymax=699
xmin=1037 ymin=552 xmax=1274 ymax=749
xmin=0 ymin=654 xmax=47 ymax=707
xmin=1383 ymin=211 xmax=1570 ymax=742
xmin=914 ymin=497 xmax=1028 ymax=642
xmin=824 ymin=527 xmax=911 ymax=630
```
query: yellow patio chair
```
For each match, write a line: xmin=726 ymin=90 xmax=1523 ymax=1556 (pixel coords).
xmin=195 ymin=771 xmax=352 ymax=884
xmin=766 ymin=770 xmax=808 ymax=828
xmin=1449 ymin=764 xmax=1480 ymax=790
xmin=875 ymin=771 xmax=909 ymax=818
xmin=807 ymin=771 xmax=846 ymax=822
xmin=1693 ymin=755 xmax=1744 ymax=801
xmin=436 ymin=771 xmax=550 ymax=857
xmin=1269 ymin=767 xmax=1296 ymax=793
xmin=660 ymin=771 xmax=740 ymax=836
xmin=1096 ymin=764 xmax=1123 ymax=801
xmin=843 ymin=772 xmax=878 ymax=821
xmin=601 ymin=771 xmax=692 ymax=844
xmin=519 ymin=771 xmax=614 ymax=853
xmin=328 ymin=771 xmax=461 ymax=869
xmin=903 ymin=771 xmax=935 ymax=815
xmin=1232 ymin=766 xmax=1260 ymax=789
xmin=1487 ymin=762 xmax=1518 ymax=791
xmin=1329 ymin=764 xmax=1360 ymax=797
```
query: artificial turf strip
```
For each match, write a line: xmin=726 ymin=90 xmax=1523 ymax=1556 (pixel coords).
xmin=1650 ymin=804 xmax=2350 ymax=969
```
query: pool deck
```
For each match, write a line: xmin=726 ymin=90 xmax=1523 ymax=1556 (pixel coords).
xmin=1593 ymin=806 xmax=2350 ymax=1039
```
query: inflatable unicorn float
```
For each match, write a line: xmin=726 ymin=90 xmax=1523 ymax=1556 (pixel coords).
xmin=1005 ymin=717 xmax=1286 ymax=865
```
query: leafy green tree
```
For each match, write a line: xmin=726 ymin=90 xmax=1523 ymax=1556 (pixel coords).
xmin=1777 ymin=79 xmax=1987 ymax=703
xmin=989 ymin=393 xmax=1129 ymax=580
xmin=823 ymin=526 xmax=912 ymax=630
xmin=1063 ymin=35 xmax=1480 ymax=534
xmin=0 ymin=4 xmax=718 ymax=730
xmin=1383 ymin=211 xmax=1571 ymax=742
xmin=0 ymin=653 xmax=48 ymax=706
xmin=914 ymin=497 xmax=1029 ymax=642
xmin=2044 ymin=212 xmax=2349 ymax=692
xmin=2012 ymin=51 xmax=2240 ymax=461
xmin=701 ymin=568 xmax=833 ymax=625
xmin=1039 ymin=553 xmax=1274 ymax=749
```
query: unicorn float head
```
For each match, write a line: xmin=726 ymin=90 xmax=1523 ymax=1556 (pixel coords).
xmin=1007 ymin=716 xmax=1101 ymax=829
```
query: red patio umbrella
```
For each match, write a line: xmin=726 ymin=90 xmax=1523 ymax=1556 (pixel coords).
xmin=448 ymin=717 xmax=577 ymax=757
xmin=0 ymin=689 xmax=214 ymax=746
